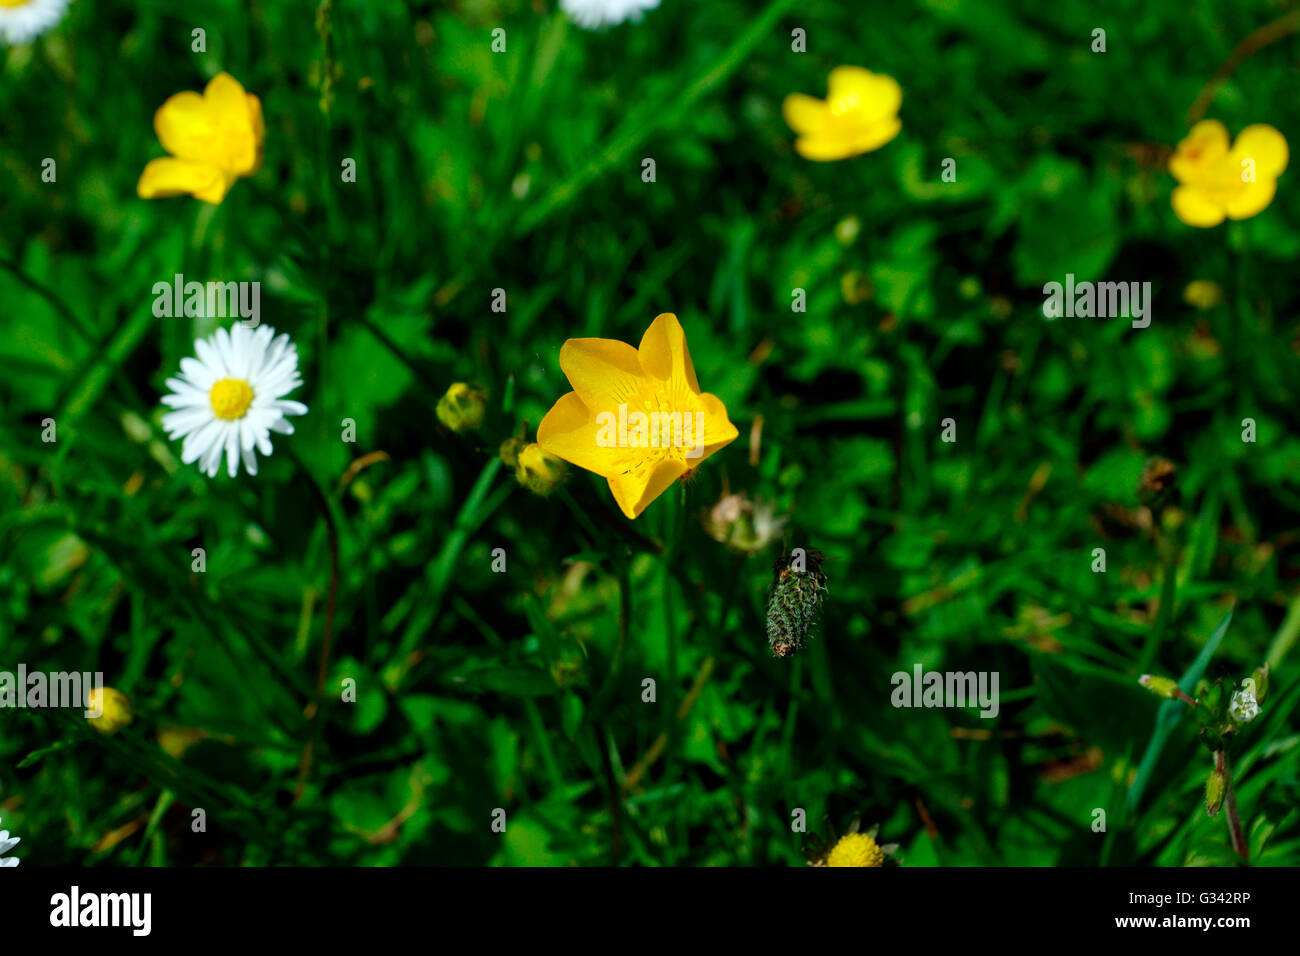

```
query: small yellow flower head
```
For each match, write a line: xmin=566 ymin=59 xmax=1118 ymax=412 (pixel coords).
xmin=436 ymin=382 xmax=488 ymax=433
xmin=1183 ymin=280 xmax=1223 ymax=310
xmin=783 ymin=67 xmax=901 ymax=162
xmin=515 ymin=443 xmax=567 ymax=497
xmin=826 ymin=832 xmax=885 ymax=867
xmin=537 ymin=313 xmax=738 ymax=520
xmin=1169 ymin=120 xmax=1288 ymax=227
xmin=86 ymin=687 xmax=133 ymax=735
xmin=138 ymin=72 xmax=265 ymax=205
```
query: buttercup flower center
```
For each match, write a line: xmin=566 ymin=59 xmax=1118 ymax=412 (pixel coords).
xmin=209 ymin=378 xmax=254 ymax=420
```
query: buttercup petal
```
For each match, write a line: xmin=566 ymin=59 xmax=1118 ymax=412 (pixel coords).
xmin=608 ymin=458 xmax=689 ymax=520
xmin=558 ymin=336 xmax=646 ymax=411
xmin=205 ymin=72 xmax=258 ymax=173
xmin=793 ymin=135 xmax=858 ymax=162
xmin=1224 ymin=176 xmax=1277 ymax=220
xmin=827 ymin=66 xmax=901 ymax=123
xmin=137 ymin=158 xmax=232 ymax=205
xmin=538 ymin=392 xmax=622 ymax=478
xmin=849 ymin=116 xmax=902 ymax=155
xmin=782 ymin=93 xmax=830 ymax=135
xmin=1230 ymin=124 xmax=1288 ymax=181
xmin=637 ymin=313 xmax=701 ymax=399
xmin=696 ymin=392 xmax=740 ymax=456
xmin=1170 ymin=119 xmax=1230 ymax=183
xmin=1171 ymin=184 xmax=1226 ymax=228
xmin=154 ymin=91 xmax=221 ymax=164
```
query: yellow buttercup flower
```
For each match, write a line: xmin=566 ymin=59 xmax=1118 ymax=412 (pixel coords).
xmin=783 ymin=67 xmax=901 ymax=162
xmin=137 ymin=72 xmax=265 ymax=205
xmin=826 ymin=832 xmax=885 ymax=867
xmin=1169 ymin=120 xmax=1288 ymax=227
xmin=537 ymin=313 xmax=738 ymax=520
xmin=86 ymin=687 xmax=133 ymax=735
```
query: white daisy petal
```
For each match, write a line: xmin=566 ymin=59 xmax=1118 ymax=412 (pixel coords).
xmin=0 ymin=0 xmax=71 ymax=46
xmin=560 ymin=0 xmax=659 ymax=29
xmin=224 ymin=426 xmax=240 ymax=478
xmin=181 ymin=418 xmax=221 ymax=464
xmin=0 ymin=815 xmax=21 ymax=866
xmin=214 ymin=327 xmax=236 ymax=374
xmin=194 ymin=337 xmax=225 ymax=377
xmin=274 ymin=400 xmax=310 ymax=417
xmin=179 ymin=356 xmax=217 ymax=389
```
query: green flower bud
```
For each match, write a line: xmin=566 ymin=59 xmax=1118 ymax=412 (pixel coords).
xmin=499 ymin=429 xmax=527 ymax=469
xmin=1205 ymin=766 xmax=1227 ymax=817
xmin=514 ymin=443 xmax=567 ymax=497
xmin=1139 ymin=674 xmax=1181 ymax=700
xmin=436 ymin=382 xmax=488 ymax=433
xmin=1251 ymin=664 xmax=1269 ymax=704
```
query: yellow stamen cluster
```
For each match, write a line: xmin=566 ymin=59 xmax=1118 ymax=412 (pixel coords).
xmin=209 ymin=378 xmax=254 ymax=420
xmin=826 ymin=832 xmax=885 ymax=867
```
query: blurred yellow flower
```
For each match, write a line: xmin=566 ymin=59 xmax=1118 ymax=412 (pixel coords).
xmin=783 ymin=67 xmax=901 ymax=161
xmin=827 ymin=831 xmax=885 ymax=867
xmin=1169 ymin=120 xmax=1288 ymax=227
xmin=537 ymin=313 xmax=738 ymax=520
xmin=86 ymin=687 xmax=133 ymax=735
xmin=137 ymin=72 xmax=265 ymax=205
xmin=1182 ymin=279 xmax=1223 ymax=310
xmin=157 ymin=725 xmax=208 ymax=759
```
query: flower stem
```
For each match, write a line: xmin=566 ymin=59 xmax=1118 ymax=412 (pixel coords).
xmin=1186 ymin=11 xmax=1300 ymax=124
xmin=1215 ymin=750 xmax=1249 ymax=861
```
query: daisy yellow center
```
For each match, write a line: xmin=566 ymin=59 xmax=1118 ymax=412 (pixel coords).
xmin=209 ymin=378 xmax=253 ymax=420
xmin=0 ymin=0 xmax=35 ymax=6
xmin=827 ymin=832 xmax=885 ymax=867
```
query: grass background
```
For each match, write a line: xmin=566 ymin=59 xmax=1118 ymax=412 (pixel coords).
xmin=2 ymin=0 xmax=1300 ymax=866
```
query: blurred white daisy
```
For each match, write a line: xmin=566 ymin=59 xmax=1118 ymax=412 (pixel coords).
xmin=560 ymin=0 xmax=660 ymax=29
xmin=0 ymin=0 xmax=71 ymax=46
xmin=161 ymin=324 xmax=308 ymax=478
xmin=0 ymin=816 xmax=20 ymax=867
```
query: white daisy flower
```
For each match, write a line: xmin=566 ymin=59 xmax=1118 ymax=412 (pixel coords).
xmin=161 ymin=324 xmax=308 ymax=478
xmin=0 ymin=0 xmax=71 ymax=46
xmin=559 ymin=0 xmax=660 ymax=30
xmin=0 ymin=816 xmax=20 ymax=867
